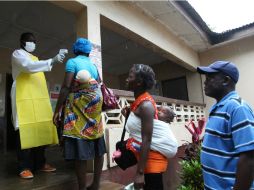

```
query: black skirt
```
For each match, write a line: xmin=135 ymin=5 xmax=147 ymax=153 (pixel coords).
xmin=64 ymin=136 xmax=106 ymax=160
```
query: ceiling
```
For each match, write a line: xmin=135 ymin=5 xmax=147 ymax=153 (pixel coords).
xmin=0 ymin=1 xmax=76 ymax=59
xmin=101 ymin=27 xmax=167 ymax=75
xmin=1 ymin=1 xmax=244 ymax=76
xmin=132 ymin=1 xmax=211 ymax=52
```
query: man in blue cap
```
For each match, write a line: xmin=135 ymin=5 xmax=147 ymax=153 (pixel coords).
xmin=197 ymin=61 xmax=254 ymax=190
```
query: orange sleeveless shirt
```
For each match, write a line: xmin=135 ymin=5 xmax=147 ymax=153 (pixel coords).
xmin=130 ymin=92 xmax=168 ymax=173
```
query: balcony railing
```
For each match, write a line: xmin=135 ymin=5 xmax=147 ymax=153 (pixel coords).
xmin=102 ymin=89 xmax=206 ymax=169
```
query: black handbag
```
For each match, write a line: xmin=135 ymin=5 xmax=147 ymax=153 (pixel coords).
xmin=114 ymin=114 xmax=137 ymax=170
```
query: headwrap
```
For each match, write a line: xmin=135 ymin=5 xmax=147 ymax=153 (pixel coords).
xmin=73 ymin=38 xmax=92 ymax=55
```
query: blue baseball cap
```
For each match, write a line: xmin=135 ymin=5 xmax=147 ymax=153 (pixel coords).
xmin=73 ymin=38 xmax=92 ymax=54
xmin=197 ymin=61 xmax=239 ymax=83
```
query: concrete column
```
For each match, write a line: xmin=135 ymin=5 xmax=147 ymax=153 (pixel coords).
xmin=76 ymin=6 xmax=107 ymax=171
xmin=87 ymin=7 xmax=103 ymax=78
xmin=76 ymin=6 xmax=103 ymax=78
xmin=76 ymin=8 xmax=87 ymax=39
xmin=87 ymin=7 xmax=101 ymax=46
xmin=86 ymin=7 xmax=108 ymax=171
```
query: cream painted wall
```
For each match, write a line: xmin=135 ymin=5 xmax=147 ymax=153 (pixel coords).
xmin=186 ymin=72 xmax=204 ymax=103
xmin=80 ymin=1 xmax=200 ymax=71
xmin=199 ymin=35 xmax=254 ymax=113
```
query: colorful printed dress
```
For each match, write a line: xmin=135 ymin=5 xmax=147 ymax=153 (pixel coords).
xmin=62 ymin=55 xmax=106 ymax=160
xmin=63 ymin=55 xmax=103 ymax=139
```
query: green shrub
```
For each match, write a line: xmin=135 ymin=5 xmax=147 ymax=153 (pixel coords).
xmin=177 ymin=143 xmax=204 ymax=190
xmin=178 ymin=119 xmax=205 ymax=190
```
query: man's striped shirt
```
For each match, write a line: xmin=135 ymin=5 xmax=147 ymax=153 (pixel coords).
xmin=201 ymin=91 xmax=254 ymax=190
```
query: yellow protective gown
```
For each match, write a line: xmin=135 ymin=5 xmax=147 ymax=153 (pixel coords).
xmin=16 ymin=54 xmax=58 ymax=149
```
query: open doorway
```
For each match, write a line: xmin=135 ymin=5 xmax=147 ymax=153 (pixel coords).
xmin=162 ymin=76 xmax=189 ymax=101
xmin=0 ymin=1 xmax=79 ymax=152
xmin=6 ymin=74 xmax=15 ymax=151
xmin=100 ymin=24 xmax=191 ymax=100
xmin=100 ymin=26 xmax=167 ymax=92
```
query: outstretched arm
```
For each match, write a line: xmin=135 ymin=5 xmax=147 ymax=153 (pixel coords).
xmin=12 ymin=50 xmax=53 ymax=73
xmin=12 ymin=49 xmax=65 ymax=73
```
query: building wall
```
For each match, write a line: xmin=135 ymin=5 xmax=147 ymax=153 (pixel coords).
xmin=199 ymin=35 xmax=254 ymax=113
xmin=1 ymin=2 xmax=253 ymax=161
xmin=152 ymin=61 xmax=203 ymax=103
xmin=1 ymin=1 xmax=203 ymax=102
xmin=186 ymin=72 xmax=204 ymax=103
xmin=0 ymin=48 xmax=12 ymax=74
xmin=1 ymin=2 xmax=252 ymax=111
xmin=113 ymin=61 xmax=204 ymax=104
xmin=44 ymin=64 xmax=65 ymax=91
xmin=153 ymin=61 xmax=189 ymax=81
xmin=102 ymin=71 xmax=120 ymax=89
xmin=81 ymin=1 xmax=200 ymax=71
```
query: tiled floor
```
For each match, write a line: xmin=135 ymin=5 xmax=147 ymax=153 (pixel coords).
xmin=0 ymin=146 xmax=130 ymax=190
xmin=0 ymin=146 xmax=184 ymax=190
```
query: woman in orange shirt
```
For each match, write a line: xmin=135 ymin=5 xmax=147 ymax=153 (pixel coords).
xmin=125 ymin=64 xmax=168 ymax=190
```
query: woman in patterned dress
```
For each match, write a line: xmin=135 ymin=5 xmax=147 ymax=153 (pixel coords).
xmin=53 ymin=38 xmax=106 ymax=190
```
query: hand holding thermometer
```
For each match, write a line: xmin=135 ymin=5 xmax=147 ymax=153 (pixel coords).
xmin=59 ymin=49 xmax=68 ymax=56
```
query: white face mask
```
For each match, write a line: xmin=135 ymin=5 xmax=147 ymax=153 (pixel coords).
xmin=24 ymin=42 xmax=36 ymax=52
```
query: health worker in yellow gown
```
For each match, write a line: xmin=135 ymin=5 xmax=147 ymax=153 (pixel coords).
xmin=11 ymin=32 xmax=65 ymax=179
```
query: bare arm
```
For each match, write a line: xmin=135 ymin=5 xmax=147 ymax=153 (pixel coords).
xmin=134 ymin=101 xmax=155 ymax=189
xmin=233 ymin=150 xmax=254 ymax=190
xmin=53 ymin=72 xmax=74 ymax=126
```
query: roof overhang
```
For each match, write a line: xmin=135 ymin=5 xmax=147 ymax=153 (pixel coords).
xmin=132 ymin=0 xmax=254 ymax=52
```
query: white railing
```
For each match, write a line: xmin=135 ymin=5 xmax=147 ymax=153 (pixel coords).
xmin=102 ymin=89 xmax=206 ymax=169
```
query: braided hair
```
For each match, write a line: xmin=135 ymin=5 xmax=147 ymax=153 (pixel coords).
xmin=133 ymin=64 xmax=156 ymax=90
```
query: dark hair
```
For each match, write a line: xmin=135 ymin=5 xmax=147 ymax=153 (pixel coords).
xmin=74 ymin=52 xmax=89 ymax=57
xmin=133 ymin=64 xmax=156 ymax=90
xmin=20 ymin=32 xmax=34 ymax=43
xmin=218 ymin=72 xmax=236 ymax=89
xmin=20 ymin=32 xmax=35 ymax=48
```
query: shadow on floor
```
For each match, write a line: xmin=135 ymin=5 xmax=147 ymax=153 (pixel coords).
xmin=0 ymin=146 xmax=128 ymax=190
xmin=0 ymin=146 xmax=184 ymax=190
